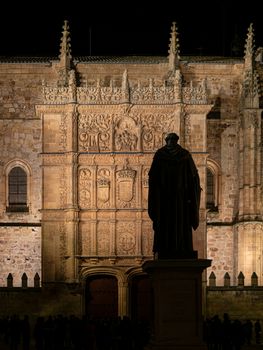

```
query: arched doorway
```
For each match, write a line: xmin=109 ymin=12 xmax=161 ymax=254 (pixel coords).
xmin=130 ymin=274 xmax=153 ymax=323
xmin=85 ymin=275 xmax=118 ymax=319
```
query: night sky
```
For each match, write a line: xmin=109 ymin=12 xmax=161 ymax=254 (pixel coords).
xmin=0 ymin=0 xmax=262 ymax=57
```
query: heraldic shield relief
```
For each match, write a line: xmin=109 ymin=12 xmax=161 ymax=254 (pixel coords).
xmin=116 ymin=165 xmax=136 ymax=206
xmin=97 ymin=168 xmax=111 ymax=207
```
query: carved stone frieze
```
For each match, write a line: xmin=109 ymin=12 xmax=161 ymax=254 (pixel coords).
xmin=42 ymin=80 xmax=208 ymax=105
xmin=79 ymin=153 xmax=154 ymax=166
xmin=78 ymin=111 xmax=179 ymax=153
xmin=182 ymin=80 xmax=207 ymax=104
xmin=42 ymin=86 xmax=71 ymax=104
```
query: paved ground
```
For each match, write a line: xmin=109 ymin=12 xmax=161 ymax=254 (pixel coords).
xmin=0 ymin=340 xmax=262 ymax=350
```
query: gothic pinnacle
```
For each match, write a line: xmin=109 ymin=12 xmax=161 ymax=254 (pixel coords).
xmin=59 ymin=20 xmax=72 ymax=70
xmin=243 ymin=23 xmax=260 ymax=108
xmin=168 ymin=21 xmax=180 ymax=71
xmin=244 ymin=23 xmax=255 ymax=64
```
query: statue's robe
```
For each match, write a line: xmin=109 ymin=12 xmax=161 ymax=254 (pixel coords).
xmin=148 ymin=144 xmax=201 ymax=259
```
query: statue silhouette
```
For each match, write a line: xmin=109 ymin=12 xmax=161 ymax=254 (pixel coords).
xmin=148 ymin=133 xmax=201 ymax=259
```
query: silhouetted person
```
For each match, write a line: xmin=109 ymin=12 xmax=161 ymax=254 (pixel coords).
xmin=34 ymin=317 xmax=44 ymax=350
xmin=9 ymin=314 xmax=21 ymax=350
xmin=255 ymin=319 xmax=261 ymax=344
xmin=21 ymin=315 xmax=30 ymax=350
xmin=243 ymin=319 xmax=253 ymax=345
xmin=148 ymin=132 xmax=201 ymax=259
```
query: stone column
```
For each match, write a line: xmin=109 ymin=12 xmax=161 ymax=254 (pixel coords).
xmin=142 ymin=259 xmax=211 ymax=350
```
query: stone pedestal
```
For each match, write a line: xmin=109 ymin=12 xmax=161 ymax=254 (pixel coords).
xmin=142 ymin=259 xmax=211 ymax=350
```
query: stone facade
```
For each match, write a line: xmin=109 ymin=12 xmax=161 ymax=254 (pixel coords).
xmin=0 ymin=21 xmax=263 ymax=318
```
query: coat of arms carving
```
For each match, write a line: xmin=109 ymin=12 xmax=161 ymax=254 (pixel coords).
xmin=116 ymin=163 xmax=136 ymax=203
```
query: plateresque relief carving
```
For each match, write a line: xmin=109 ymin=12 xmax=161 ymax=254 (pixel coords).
xmin=78 ymin=111 xmax=179 ymax=153
xmin=97 ymin=168 xmax=111 ymax=208
xmin=78 ymin=168 xmax=92 ymax=208
xmin=142 ymin=167 xmax=150 ymax=208
xmin=79 ymin=113 xmax=111 ymax=151
xmin=116 ymin=161 xmax=136 ymax=208
xmin=114 ymin=116 xmax=139 ymax=151
xmin=117 ymin=222 xmax=136 ymax=255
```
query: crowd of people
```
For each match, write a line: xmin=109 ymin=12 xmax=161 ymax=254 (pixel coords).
xmin=0 ymin=314 xmax=151 ymax=350
xmin=203 ymin=313 xmax=262 ymax=350
xmin=0 ymin=312 xmax=262 ymax=350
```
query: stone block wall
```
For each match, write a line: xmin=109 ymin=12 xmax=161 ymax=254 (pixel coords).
xmin=207 ymin=225 xmax=235 ymax=285
xmin=0 ymin=66 xmax=43 ymax=289
xmin=0 ymin=226 xmax=41 ymax=287
xmin=207 ymin=287 xmax=263 ymax=320
xmin=0 ymin=284 xmax=82 ymax=318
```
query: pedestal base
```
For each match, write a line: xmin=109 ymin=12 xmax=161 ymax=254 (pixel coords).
xmin=142 ymin=259 xmax=211 ymax=350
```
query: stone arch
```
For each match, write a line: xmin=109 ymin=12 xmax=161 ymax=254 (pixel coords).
xmin=126 ymin=266 xmax=153 ymax=323
xmin=80 ymin=266 xmax=127 ymax=318
xmin=3 ymin=159 xmax=32 ymax=211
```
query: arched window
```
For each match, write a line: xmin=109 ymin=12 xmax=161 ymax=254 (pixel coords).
xmin=7 ymin=166 xmax=28 ymax=212
xmin=206 ymin=168 xmax=216 ymax=210
xmin=206 ymin=159 xmax=221 ymax=212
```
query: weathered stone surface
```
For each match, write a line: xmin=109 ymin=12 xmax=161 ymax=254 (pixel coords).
xmin=1 ymin=22 xmax=263 ymax=318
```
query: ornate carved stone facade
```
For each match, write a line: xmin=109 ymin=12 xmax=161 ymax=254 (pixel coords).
xmin=1 ymin=21 xmax=263 ymax=317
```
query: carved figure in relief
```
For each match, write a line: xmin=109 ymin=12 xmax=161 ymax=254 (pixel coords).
xmin=115 ymin=129 xmax=137 ymax=151
xmin=115 ymin=117 xmax=138 ymax=151
xmin=148 ymin=132 xmax=201 ymax=259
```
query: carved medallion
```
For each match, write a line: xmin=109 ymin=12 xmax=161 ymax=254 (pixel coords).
xmin=117 ymin=222 xmax=136 ymax=255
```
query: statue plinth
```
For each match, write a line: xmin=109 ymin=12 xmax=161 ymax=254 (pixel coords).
xmin=142 ymin=259 xmax=211 ymax=350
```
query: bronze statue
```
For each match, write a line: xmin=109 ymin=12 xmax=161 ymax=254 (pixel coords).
xmin=148 ymin=133 xmax=201 ymax=259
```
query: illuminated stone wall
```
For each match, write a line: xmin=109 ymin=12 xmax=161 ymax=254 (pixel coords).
xmin=0 ymin=79 xmax=43 ymax=286
xmin=0 ymin=23 xmax=263 ymax=317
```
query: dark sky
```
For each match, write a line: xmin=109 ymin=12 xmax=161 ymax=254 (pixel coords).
xmin=0 ymin=0 xmax=262 ymax=57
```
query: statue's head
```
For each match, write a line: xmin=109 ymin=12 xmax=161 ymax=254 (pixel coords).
xmin=165 ymin=132 xmax=179 ymax=143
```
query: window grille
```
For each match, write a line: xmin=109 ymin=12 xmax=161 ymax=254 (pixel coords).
xmin=7 ymin=167 xmax=28 ymax=212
